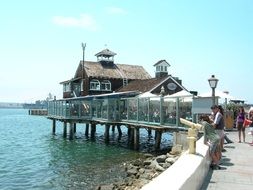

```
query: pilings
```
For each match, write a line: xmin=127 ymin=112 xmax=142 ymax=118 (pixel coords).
xmin=63 ymin=122 xmax=67 ymax=138
xmin=50 ymin=119 xmax=168 ymax=151
xmin=52 ymin=119 xmax=56 ymax=135
xmin=29 ymin=109 xmax=48 ymax=115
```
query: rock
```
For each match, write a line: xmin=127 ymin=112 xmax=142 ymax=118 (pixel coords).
xmin=156 ymin=155 xmax=167 ymax=163
xmin=143 ymin=159 xmax=152 ymax=166
xmin=96 ymin=184 xmax=114 ymax=190
xmin=132 ymin=159 xmax=142 ymax=167
xmin=127 ymin=167 xmax=138 ymax=176
xmin=143 ymin=153 xmax=154 ymax=158
xmin=160 ymin=162 xmax=171 ymax=169
xmin=139 ymin=168 xmax=145 ymax=174
xmin=155 ymin=164 xmax=165 ymax=172
xmin=170 ymin=144 xmax=183 ymax=155
xmin=165 ymin=157 xmax=177 ymax=164
xmin=166 ymin=152 xmax=177 ymax=158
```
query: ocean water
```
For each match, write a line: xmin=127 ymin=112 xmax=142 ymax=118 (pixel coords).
xmin=0 ymin=109 xmax=172 ymax=190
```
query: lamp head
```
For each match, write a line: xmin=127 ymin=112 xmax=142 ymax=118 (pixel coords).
xmin=208 ymin=75 xmax=219 ymax=88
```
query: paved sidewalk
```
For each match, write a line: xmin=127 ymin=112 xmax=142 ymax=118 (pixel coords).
xmin=201 ymin=128 xmax=253 ymax=190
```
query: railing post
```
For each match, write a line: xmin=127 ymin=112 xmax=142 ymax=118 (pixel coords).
xmin=176 ymin=97 xmax=179 ymax=126
xmin=160 ymin=96 xmax=164 ymax=125
xmin=137 ymin=98 xmax=139 ymax=121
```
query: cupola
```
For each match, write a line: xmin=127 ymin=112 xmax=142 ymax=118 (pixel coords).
xmin=95 ymin=49 xmax=117 ymax=67
xmin=153 ymin=60 xmax=170 ymax=78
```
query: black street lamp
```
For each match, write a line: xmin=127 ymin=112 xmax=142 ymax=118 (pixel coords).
xmin=208 ymin=75 xmax=219 ymax=106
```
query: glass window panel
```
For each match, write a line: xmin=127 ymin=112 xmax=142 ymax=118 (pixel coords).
xmin=163 ymin=98 xmax=177 ymax=125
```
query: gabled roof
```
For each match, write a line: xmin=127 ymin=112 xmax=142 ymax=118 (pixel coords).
xmin=153 ymin=59 xmax=170 ymax=66
xmin=117 ymin=75 xmax=189 ymax=96
xmin=117 ymin=77 xmax=167 ymax=93
xmin=95 ymin=49 xmax=117 ymax=57
xmin=74 ymin=61 xmax=151 ymax=80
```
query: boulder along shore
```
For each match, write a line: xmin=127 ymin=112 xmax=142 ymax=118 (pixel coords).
xmin=96 ymin=147 xmax=182 ymax=190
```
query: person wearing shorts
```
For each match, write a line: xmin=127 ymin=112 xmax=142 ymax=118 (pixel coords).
xmin=236 ymin=106 xmax=245 ymax=143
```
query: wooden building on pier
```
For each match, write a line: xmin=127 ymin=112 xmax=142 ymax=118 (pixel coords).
xmin=60 ymin=49 xmax=151 ymax=98
xmin=48 ymin=48 xmax=193 ymax=151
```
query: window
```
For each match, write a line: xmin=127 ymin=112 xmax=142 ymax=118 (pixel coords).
xmin=101 ymin=80 xmax=111 ymax=91
xmin=90 ymin=79 xmax=100 ymax=90
xmin=81 ymin=80 xmax=84 ymax=91
xmin=63 ymin=83 xmax=71 ymax=92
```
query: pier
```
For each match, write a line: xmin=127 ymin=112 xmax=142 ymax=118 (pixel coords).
xmin=28 ymin=109 xmax=48 ymax=116
xmin=47 ymin=91 xmax=192 ymax=150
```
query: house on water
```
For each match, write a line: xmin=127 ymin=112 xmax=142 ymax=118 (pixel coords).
xmin=60 ymin=48 xmax=151 ymax=98
xmin=48 ymin=48 xmax=193 ymax=150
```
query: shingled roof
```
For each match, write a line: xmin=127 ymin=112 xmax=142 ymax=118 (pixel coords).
xmin=75 ymin=61 xmax=151 ymax=80
xmin=117 ymin=77 xmax=167 ymax=93
xmin=95 ymin=49 xmax=117 ymax=57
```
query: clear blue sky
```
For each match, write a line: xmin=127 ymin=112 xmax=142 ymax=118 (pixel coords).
xmin=0 ymin=0 xmax=252 ymax=103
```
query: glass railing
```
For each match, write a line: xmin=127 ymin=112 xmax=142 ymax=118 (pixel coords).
xmin=47 ymin=96 xmax=192 ymax=127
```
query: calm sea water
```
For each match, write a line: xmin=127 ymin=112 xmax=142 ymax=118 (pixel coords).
xmin=0 ymin=109 xmax=172 ymax=190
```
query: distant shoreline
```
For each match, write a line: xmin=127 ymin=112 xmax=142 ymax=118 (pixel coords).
xmin=0 ymin=102 xmax=23 ymax=109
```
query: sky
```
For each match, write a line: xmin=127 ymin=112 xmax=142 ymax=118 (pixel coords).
xmin=0 ymin=0 xmax=252 ymax=104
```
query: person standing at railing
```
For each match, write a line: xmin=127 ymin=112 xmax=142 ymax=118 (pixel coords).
xmin=211 ymin=105 xmax=225 ymax=152
xmin=200 ymin=115 xmax=221 ymax=170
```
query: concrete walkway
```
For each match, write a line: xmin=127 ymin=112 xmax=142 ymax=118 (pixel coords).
xmin=201 ymin=127 xmax=253 ymax=190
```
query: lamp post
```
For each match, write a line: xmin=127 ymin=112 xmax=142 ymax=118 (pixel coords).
xmin=208 ymin=75 xmax=219 ymax=106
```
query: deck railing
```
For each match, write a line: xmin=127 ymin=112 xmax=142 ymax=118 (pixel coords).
xmin=47 ymin=95 xmax=192 ymax=127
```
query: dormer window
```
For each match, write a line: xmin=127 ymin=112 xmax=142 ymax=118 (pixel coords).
xmin=90 ymin=79 xmax=100 ymax=90
xmin=101 ymin=80 xmax=111 ymax=91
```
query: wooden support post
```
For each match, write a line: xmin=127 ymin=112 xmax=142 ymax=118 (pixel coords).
xmin=111 ymin=125 xmax=115 ymax=132
xmin=117 ymin=125 xmax=122 ymax=136
xmin=148 ymin=129 xmax=152 ymax=137
xmin=85 ymin=123 xmax=89 ymax=136
xmin=127 ymin=126 xmax=131 ymax=140
xmin=63 ymin=122 xmax=67 ymax=138
xmin=134 ymin=127 xmax=140 ymax=150
xmin=105 ymin=124 xmax=110 ymax=143
xmin=155 ymin=130 xmax=162 ymax=151
xmin=52 ymin=119 xmax=56 ymax=135
xmin=90 ymin=123 xmax=96 ymax=139
xmin=73 ymin=123 xmax=76 ymax=133
xmin=69 ymin=123 xmax=74 ymax=140
xmin=129 ymin=127 xmax=134 ymax=148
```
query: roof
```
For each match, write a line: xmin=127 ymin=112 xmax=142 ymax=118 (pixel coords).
xmin=117 ymin=75 xmax=189 ymax=96
xmin=76 ymin=61 xmax=151 ymax=80
xmin=117 ymin=77 xmax=167 ymax=93
xmin=57 ymin=91 xmax=140 ymax=101
xmin=59 ymin=77 xmax=81 ymax=84
xmin=95 ymin=49 xmax=117 ymax=57
xmin=153 ymin=59 xmax=170 ymax=66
